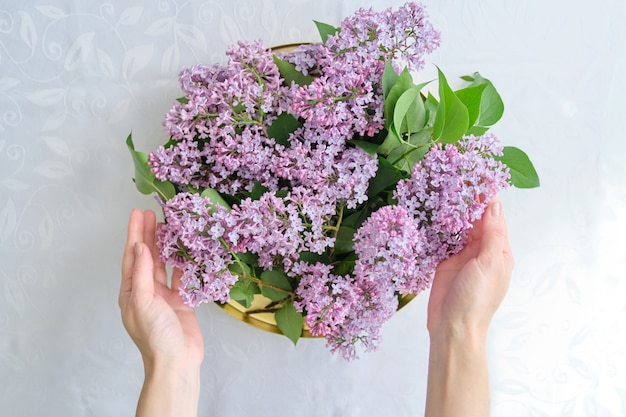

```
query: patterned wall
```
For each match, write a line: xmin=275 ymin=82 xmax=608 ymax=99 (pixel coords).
xmin=1 ymin=0 xmax=624 ymax=415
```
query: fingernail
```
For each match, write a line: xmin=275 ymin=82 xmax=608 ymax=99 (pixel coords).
xmin=491 ymin=201 xmax=502 ymax=218
xmin=134 ymin=242 xmax=143 ymax=256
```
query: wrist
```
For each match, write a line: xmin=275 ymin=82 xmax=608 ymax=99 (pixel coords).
xmin=428 ymin=317 xmax=489 ymax=349
xmin=426 ymin=322 xmax=491 ymax=417
xmin=138 ymin=357 xmax=201 ymax=417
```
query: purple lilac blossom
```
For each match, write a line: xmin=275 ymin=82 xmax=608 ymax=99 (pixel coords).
xmin=353 ymin=205 xmax=434 ymax=294
xmin=285 ymin=2 xmax=440 ymax=139
xmin=151 ymin=40 xmax=288 ymax=194
xmin=292 ymin=261 xmax=398 ymax=360
xmin=157 ymin=193 xmax=238 ymax=306
xmin=228 ymin=192 xmax=305 ymax=270
xmin=395 ymin=133 xmax=510 ymax=261
xmin=326 ymin=2 xmax=440 ymax=73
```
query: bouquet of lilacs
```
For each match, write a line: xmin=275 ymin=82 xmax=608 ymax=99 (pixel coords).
xmin=127 ymin=2 xmax=539 ymax=359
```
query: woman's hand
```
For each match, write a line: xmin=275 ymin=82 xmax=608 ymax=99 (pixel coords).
xmin=425 ymin=196 xmax=514 ymax=417
xmin=120 ymin=209 xmax=203 ymax=417
xmin=427 ymin=196 xmax=514 ymax=339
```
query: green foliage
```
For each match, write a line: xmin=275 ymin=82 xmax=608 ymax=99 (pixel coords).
xmin=260 ymin=269 xmax=292 ymax=301
xmin=455 ymin=83 xmax=488 ymax=128
xmin=229 ymin=276 xmax=260 ymax=308
xmin=334 ymin=226 xmax=356 ymax=254
xmin=126 ymin=133 xmax=176 ymax=200
xmin=496 ymin=146 xmax=540 ymax=188
xmin=200 ymin=188 xmax=230 ymax=211
xmin=393 ymin=86 xmax=426 ymax=136
xmin=267 ymin=113 xmax=301 ymax=147
xmin=371 ymin=66 xmax=536 ymax=188
xmin=367 ymin=157 xmax=407 ymax=198
xmin=348 ymin=139 xmax=379 ymax=156
xmin=275 ymin=301 xmax=303 ymax=345
xmin=432 ymin=68 xmax=469 ymax=144
xmin=383 ymin=68 xmax=416 ymax=131
xmin=382 ymin=61 xmax=399 ymax=99
xmin=462 ymin=72 xmax=504 ymax=128
xmin=314 ymin=20 xmax=339 ymax=44
xmin=273 ymin=56 xmax=314 ymax=87
xmin=249 ymin=181 xmax=270 ymax=201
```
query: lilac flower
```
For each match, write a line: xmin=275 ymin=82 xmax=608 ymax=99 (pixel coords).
xmin=395 ymin=133 xmax=510 ymax=261
xmin=153 ymin=40 xmax=289 ymax=194
xmin=229 ymin=192 xmax=305 ymax=270
xmin=275 ymin=132 xmax=378 ymax=209
xmin=326 ymin=2 xmax=441 ymax=73
xmin=157 ymin=193 xmax=238 ymax=306
xmin=292 ymin=261 xmax=397 ymax=360
xmin=353 ymin=205 xmax=434 ymax=294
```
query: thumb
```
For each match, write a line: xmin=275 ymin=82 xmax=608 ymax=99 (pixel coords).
xmin=131 ymin=242 xmax=156 ymax=296
xmin=476 ymin=199 xmax=507 ymax=271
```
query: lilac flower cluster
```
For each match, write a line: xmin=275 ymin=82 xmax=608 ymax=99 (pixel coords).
xmin=150 ymin=40 xmax=286 ymax=195
xmin=294 ymin=205 xmax=432 ymax=359
xmin=293 ymin=260 xmax=398 ymax=360
xmin=157 ymin=187 xmax=340 ymax=304
xmin=157 ymin=193 xmax=238 ymax=306
xmin=286 ymin=2 xmax=440 ymax=138
xmin=145 ymin=2 xmax=513 ymax=360
xmin=395 ymin=133 xmax=511 ymax=261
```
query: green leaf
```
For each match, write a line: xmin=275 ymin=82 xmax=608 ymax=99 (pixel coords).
xmin=466 ymin=126 xmax=489 ymax=136
xmin=313 ymin=20 xmax=339 ymax=44
xmin=176 ymin=96 xmax=189 ymax=104
xmin=382 ymin=61 xmax=399 ymax=99
xmin=408 ymin=127 xmax=433 ymax=147
xmin=496 ymin=146 xmax=540 ymax=188
xmin=273 ymin=56 xmax=314 ymax=87
xmin=367 ymin=157 xmax=406 ymax=197
xmin=424 ymin=92 xmax=439 ymax=127
xmin=228 ymin=278 xmax=260 ymax=309
xmin=250 ymin=181 xmax=269 ymax=200
xmin=267 ymin=112 xmax=301 ymax=147
xmin=377 ymin=130 xmax=402 ymax=155
xmin=333 ymin=252 xmax=358 ymax=276
xmin=387 ymin=142 xmax=429 ymax=174
xmin=228 ymin=260 xmax=251 ymax=277
xmin=126 ymin=133 xmax=176 ymax=200
xmin=275 ymin=301 xmax=303 ymax=345
xmin=462 ymin=72 xmax=504 ymax=127
xmin=454 ymin=83 xmax=487 ymax=129
xmin=393 ymin=86 xmax=425 ymax=136
xmin=234 ymin=252 xmax=258 ymax=266
xmin=334 ymin=226 xmax=356 ymax=254
xmin=260 ymin=269 xmax=292 ymax=301
xmin=200 ymin=188 xmax=230 ymax=211
xmin=384 ymin=68 xmax=415 ymax=130
xmin=348 ymin=139 xmax=379 ymax=156
xmin=432 ymin=68 xmax=469 ymax=144
xmin=298 ymin=251 xmax=332 ymax=265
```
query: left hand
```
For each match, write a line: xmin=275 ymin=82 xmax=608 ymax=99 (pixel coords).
xmin=119 ymin=209 xmax=204 ymax=368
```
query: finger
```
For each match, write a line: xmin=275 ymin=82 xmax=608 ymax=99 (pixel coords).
xmin=143 ymin=211 xmax=168 ymax=287
xmin=500 ymin=210 xmax=515 ymax=272
xmin=142 ymin=210 xmax=157 ymax=254
xmin=171 ymin=267 xmax=184 ymax=292
xmin=152 ymin=222 xmax=169 ymax=287
xmin=131 ymin=242 xmax=156 ymax=296
xmin=476 ymin=198 xmax=507 ymax=272
xmin=120 ymin=209 xmax=145 ymax=305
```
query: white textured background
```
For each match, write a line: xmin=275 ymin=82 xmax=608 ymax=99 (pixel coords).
xmin=1 ymin=0 xmax=625 ymax=416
